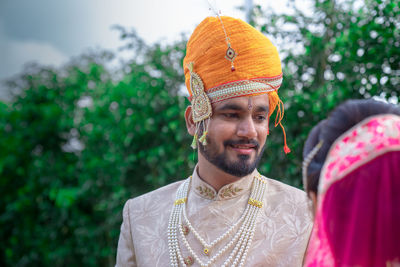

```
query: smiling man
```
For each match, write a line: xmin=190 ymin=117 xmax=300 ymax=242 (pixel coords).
xmin=116 ymin=16 xmax=312 ymax=267
xmin=190 ymin=95 xmax=270 ymax=191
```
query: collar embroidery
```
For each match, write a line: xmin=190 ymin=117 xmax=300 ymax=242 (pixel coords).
xmin=191 ymin=166 xmax=257 ymax=201
xmin=195 ymin=185 xmax=216 ymax=200
xmin=219 ymin=184 xmax=243 ymax=199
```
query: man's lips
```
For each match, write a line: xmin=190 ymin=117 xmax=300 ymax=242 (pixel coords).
xmin=224 ymin=140 xmax=259 ymax=155
xmin=229 ymin=145 xmax=256 ymax=155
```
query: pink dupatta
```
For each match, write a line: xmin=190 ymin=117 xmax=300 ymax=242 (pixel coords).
xmin=305 ymin=114 xmax=400 ymax=267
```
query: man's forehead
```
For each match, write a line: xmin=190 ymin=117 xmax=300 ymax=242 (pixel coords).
xmin=212 ymin=95 xmax=269 ymax=111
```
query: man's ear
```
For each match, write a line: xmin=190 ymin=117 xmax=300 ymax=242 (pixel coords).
xmin=185 ymin=106 xmax=196 ymax=136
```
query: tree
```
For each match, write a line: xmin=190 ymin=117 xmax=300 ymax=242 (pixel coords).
xmin=0 ymin=31 xmax=191 ymax=265
xmin=255 ymin=0 xmax=400 ymax=187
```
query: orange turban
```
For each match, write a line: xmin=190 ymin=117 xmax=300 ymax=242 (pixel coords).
xmin=184 ymin=16 xmax=290 ymax=153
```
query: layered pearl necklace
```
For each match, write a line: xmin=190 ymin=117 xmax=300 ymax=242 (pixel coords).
xmin=168 ymin=174 xmax=267 ymax=267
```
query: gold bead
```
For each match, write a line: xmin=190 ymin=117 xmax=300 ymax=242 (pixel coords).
xmin=248 ymin=198 xmax=263 ymax=208
xmin=174 ymin=197 xmax=187 ymax=206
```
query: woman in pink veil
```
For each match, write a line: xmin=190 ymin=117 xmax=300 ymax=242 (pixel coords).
xmin=302 ymin=99 xmax=400 ymax=267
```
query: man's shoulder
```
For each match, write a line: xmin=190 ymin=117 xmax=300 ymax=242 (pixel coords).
xmin=125 ymin=179 xmax=186 ymax=211
xmin=261 ymin=175 xmax=308 ymax=202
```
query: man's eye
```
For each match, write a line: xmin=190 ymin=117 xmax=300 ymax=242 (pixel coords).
xmin=223 ymin=113 xmax=239 ymax=118
xmin=255 ymin=115 xmax=267 ymax=121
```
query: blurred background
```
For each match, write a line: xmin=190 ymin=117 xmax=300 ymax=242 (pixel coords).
xmin=0 ymin=0 xmax=399 ymax=265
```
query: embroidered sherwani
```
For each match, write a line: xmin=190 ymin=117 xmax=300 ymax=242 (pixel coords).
xmin=116 ymin=169 xmax=313 ymax=267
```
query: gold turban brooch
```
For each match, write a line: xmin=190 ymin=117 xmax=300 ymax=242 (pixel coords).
xmin=184 ymin=16 xmax=290 ymax=154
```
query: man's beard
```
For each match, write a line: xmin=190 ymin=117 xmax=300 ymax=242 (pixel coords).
xmin=199 ymin=138 xmax=266 ymax=177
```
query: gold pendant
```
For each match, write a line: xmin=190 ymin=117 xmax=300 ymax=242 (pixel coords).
xmin=225 ymin=44 xmax=237 ymax=72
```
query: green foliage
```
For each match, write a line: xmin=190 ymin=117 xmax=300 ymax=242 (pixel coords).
xmin=0 ymin=33 xmax=192 ymax=266
xmin=1 ymin=0 xmax=399 ymax=265
xmin=257 ymin=0 xmax=400 ymax=187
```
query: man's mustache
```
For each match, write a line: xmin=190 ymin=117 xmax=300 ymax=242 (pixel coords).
xmin=223 ymin=139 xmax=260 ymax=150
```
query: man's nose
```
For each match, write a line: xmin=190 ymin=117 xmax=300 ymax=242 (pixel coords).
xmin=237 ymin=116 xmax=257 ymax=139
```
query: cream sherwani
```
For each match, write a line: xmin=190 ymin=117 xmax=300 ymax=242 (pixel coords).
xmin=116 ymin=168 xmax=313 ymax=266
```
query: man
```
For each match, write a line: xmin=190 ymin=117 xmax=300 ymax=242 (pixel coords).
xmin=116 ymin=16 xmax=312 ymax=267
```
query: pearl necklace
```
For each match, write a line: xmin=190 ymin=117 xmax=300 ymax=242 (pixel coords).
xmin=168 ymin=174 xmax=266 ymax=267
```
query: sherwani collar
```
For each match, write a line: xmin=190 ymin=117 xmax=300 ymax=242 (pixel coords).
xmin=191 ymin=166 xmax=258 ymax=201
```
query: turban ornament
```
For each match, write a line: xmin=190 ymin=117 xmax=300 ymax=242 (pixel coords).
xmin=187 ymin=62 xmax=212 ymax=149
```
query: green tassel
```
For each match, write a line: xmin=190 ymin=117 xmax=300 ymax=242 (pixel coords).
xmin=198 ymin=131 xmax=208 ymax=146
xmin=201 ymin=138 xmax=207 ymax=146
xmin=191 ymin=134 xmax=198 ymax=149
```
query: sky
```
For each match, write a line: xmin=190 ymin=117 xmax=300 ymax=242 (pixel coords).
xmin=1 ymin=0 xmax=289 ymax=99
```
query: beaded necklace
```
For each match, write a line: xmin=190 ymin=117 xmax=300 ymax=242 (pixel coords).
xmin=168 ymin=174 xmax=267 ymax=267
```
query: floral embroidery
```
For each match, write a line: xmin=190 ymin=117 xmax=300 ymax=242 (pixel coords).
xmin=196 ymin=186 xmax=216 ymax=200
xmin=319 ymin=114 xmax=400 ymax=195
xmin=219 ymin=184 xmax=243 ymax=199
